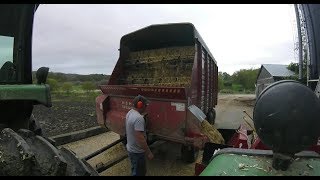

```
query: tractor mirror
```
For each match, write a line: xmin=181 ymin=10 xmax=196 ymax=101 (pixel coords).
xmin=36 ymin=67 xmax=49 ymax=84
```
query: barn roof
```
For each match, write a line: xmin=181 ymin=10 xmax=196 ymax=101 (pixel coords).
xmin=262 ymin=64 xmax=295 ymax=77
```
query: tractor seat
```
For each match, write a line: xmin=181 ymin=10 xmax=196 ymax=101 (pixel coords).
xmin=0 ymin=61 xmax=16 ymax=82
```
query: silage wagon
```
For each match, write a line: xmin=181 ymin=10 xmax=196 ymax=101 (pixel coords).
xmin=96 ymin=23 xmax=220 ymax=162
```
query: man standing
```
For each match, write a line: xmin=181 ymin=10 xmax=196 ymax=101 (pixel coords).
xmin=125 ymin=95 xmax=153 ymax=176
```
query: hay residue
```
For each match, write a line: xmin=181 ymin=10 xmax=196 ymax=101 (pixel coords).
xmin=201 ymin=120 xmax=225 ymax=144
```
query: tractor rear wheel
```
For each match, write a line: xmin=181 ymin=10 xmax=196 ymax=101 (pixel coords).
xmin=0 ymin=128 xmax=98 ymax=176
xmin=29 ymin=114 xmax=43 ymax=136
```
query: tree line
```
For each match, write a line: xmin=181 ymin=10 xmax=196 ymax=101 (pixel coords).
xmin=35 ymin=69 xmax=261 ymax=94
xmin=218 ymin=68 xmax=259 ymax=93
xmin=32 ymin=71 xmax=110 ymax=93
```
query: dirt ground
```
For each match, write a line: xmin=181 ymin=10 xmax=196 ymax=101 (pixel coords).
xmin=60 ymin=93 xmax=256 ymax=176
xmin=32 ymin=93 xmax=99 ymax=137
xmin=33 ymin=93 xmax=255 ymax=138
xmin=215 ymin=94 xmax=255 ymax=130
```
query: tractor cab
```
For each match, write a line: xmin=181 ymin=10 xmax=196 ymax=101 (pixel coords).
xmin=0 ymin=4 xmax=36 ymax=84
xmin=0 ymin=4 xmax=51 ymax=133
xmin=0 ymin=5 xmax=99 ymax=176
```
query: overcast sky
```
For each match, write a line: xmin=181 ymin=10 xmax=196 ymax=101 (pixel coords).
xmin=32 ymin=4 xmax=297 ymax=75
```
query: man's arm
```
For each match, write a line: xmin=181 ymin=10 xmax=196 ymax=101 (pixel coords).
xmin=134 ymin=131 xmax=152 ymax=156
xmin=133 ymin=117 xmax=153 ymax=160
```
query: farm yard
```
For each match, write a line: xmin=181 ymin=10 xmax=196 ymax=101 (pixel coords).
xmin=33 ymin=92 xmax=255 ymax=176
xmin=1 ymin=4 xmax=320 ymax=177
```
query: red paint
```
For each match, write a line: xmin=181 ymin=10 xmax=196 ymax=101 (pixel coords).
xmin=100 ymin=85 xmax=187 ymax=100
xmin=96 ymin=25 xmax=219 ymax=149
xmin=309 ymin=144 xmax=320 ymax=154
xmin=251 ymin=138 xmax=269 ymax=150
xmin=194 ymin=163 xmax=206 ymax=176
xmin=227 ymin=125 xmax=249 ymax=149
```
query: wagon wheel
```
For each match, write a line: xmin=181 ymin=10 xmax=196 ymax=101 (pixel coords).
xmin=181 ymin=145 xmax=199 ymax=163
xmin=206 ymin=108 xmax=216 ymax=125
xmin=0 ymin=128 xmax=98 ymax=176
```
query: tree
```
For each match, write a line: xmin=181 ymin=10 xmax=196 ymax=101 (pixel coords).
xmin=221 ymin=72 xmax=232 ymax=81
xmin=61 ymin=82 xmax=73 ymax=94
xmin=218 ymin=72 xmax=224 ymax=90
xmin=232 ymin=68 xmax=259 ymax=90
xmin=81 ymin=81 xmax=96 ymax=92
xmin=48 ymin=72 xmax=67 ymax=82
xmin=47 ymin=78 xmax=59 ymax=92
xmin=287 ymin=62 xmax=299 ymax=74
xmin=287 ymin=49 xmax=308 ymax=85
xmin=219 ymin=71 xmax=233 ymax=89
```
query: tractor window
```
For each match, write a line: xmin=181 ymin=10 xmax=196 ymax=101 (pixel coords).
xmin=0 ymin=35 xmax=14 ymax=67
xmin=0 ymin=35 xmax=15 ymax=82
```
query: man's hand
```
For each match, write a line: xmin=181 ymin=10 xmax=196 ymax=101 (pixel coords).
xmin=147 ymin=151 xmax=154 ymax=160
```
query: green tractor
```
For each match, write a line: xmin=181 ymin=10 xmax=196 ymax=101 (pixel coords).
xmin=198 ymin=80 xmax=320 ymax=176
xmin=0 ymin=4 xmax=98 ymax=176
xmin=197 ymin=4 xmax=320 ymax=176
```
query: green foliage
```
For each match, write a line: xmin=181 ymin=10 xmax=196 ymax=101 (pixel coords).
xmin=81 ymin=81 xmax=96 ymax=92
xmin=232 ymin=84 xmax=244 ymax=92
xmin=218 ymin=68 xmax=259 ymax=94
xmin=61 ymin=82 xmax=73 ymax=94
xmin=218 ymin=76 xmax=224 ymax=91
xmin=31 ymin=71 xmax=110 ymax=93
xmin=45 ymin=72 xmax=110 ymax=83
xmin=219 ymin=89 xmax=234 ymax=94
xmin=232 ymin=68 xmax=259 ymax=90
xmin=48 ymin=72 xmax=68 ymax=82
xmin=287 ymin=61 xmax=307 ymax=85
xmin=32 ymin=71 xmax=110 ymax=83
xmin=223 ymin=81 xmax=232 ymax=87
xmin=287 ymin=62 xmax=299 ymax=74
xmin=218 ymin=73 xmax=224 ymax=90
xmin=287 ymin=45 xmax=308 ymax=85
xmin=221 ymin=72 xmax=232 ymax=82
xmin=47 ymin=78 xmax=59 ymax=92
xmin=218 ymin=72 xmax=233 ymax=90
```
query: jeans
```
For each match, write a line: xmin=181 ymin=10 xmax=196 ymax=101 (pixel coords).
xmin=128 ymin=152 xmax=146 ymax=176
